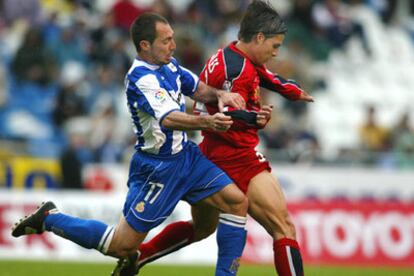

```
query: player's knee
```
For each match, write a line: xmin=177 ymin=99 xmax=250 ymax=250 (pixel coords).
xmin=229 ymin=194 xmax=248 ymax=216
xmin=239 ymin=195 xmax=249 ymax=213
xmin=107 ymin=238 xmax=138 ymax=258
xmin=110 ymin=244 xmax=138 ymax=258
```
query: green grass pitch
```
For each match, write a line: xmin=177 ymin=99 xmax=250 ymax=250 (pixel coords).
xmin=1 ymin=260 xmax=414 ymax=276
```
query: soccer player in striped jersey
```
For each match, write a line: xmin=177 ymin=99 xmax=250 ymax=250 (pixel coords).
xmin=136 ymin=1 xmax=314 ymax=276
xmin=12 ymin=12 xmax=249 ymax=276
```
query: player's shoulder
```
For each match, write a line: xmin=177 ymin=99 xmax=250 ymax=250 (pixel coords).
xmin=222 ymin=45 xmax=251 ymax=81
xmin=202 ymin=48 xmax=225 ymax=81
xmin=128 ymin=59 xmax=157 ymax=78
xmin=128 ymin=59 xmax=163 ymax=86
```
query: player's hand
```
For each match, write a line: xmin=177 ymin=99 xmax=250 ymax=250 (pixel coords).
xmin=208 ymin=113 xmax=233 ymax=132
xmin=217 ymin=90 xmax=246 ymax=112
xmin=257 ymin=105 xmax=273 ymax=128
xmin=298 ymin=90 xmax=314 ymax=102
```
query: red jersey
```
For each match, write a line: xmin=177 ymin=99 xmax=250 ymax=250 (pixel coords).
xmin=195 ymin=41 xmax=304 ymax=162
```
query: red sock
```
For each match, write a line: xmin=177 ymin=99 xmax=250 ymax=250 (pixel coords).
xmin=138 ymin=221 xmax=194 ymax=267
xmin=273 ymin=238 xmax=304 ymax=276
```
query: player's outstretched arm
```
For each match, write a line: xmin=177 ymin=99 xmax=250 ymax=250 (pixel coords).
xmin=162 ymin=111 xmax=233 ymax=132
xmin=192 ymin=81 xmax=245 ymax=112
xmin=257 ymin=66 xmax=314 ymax=102
xmin=298 ymin=90 xmax=314 ymax=102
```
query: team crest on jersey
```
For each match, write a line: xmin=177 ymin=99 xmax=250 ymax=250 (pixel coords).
xmin=135 ymin=201 xmax=145 ymax=213
xmin=167 ymin=62 xmax=177 ymax=72
xmin=155 ymin=89 xmax=167 ymax=102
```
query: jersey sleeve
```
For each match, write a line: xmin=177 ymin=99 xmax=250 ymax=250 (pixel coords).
xmin=131 ymin=73 xmax=180 ymax=121
xmin=256 ymin=65 xmax=303 ymax=101
xmin=178 ymin=64 xmax=200 ymax=97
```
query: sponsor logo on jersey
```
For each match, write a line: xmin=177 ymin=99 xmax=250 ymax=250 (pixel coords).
xmin=155 ymin=89 xmax=167 ymax=102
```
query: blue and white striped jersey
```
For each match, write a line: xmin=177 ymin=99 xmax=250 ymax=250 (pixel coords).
xmin=125 ymin=57 xmax=199 ymax=156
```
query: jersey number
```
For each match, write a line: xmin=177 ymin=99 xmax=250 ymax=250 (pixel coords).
xmin=208 ymin=53 xmax=219 ymax=73
xmin=144 ymin=182 xmax=164 ymax=204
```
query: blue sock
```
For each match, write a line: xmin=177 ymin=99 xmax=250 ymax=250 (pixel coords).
xmin=44 ymin=211 xmax=115 ymax=254
xmin=215 ymin=214 xmax=247 ymax=276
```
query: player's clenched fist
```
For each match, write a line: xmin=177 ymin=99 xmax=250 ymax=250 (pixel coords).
xmin=208 ymin=113 xmax=233 ymax=132
xmin=256 ymin=105 xmax=273 ymax=128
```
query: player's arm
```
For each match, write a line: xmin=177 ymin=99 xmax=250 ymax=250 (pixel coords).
xmin=257 ymin=66 xmax=314 ymax=102
xmin=223 ymin=105 xmax=273 ymax=129
xmin=161 ymin=111 xmax=233 ymax=132
xmin=192 ymin=81 xmax=245 ymax=112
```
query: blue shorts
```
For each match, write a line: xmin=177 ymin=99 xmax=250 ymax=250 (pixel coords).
xmin=123 ymin=141 xmax=233 ymax=233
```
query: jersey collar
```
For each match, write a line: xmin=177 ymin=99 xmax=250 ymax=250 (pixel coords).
xmin=228 ymin=41 xmax=251 ymax=61
xmin=134 ymin=56 xmax=160 ymax=70
xmin=228 ymin=41 xmax=264 ymax=69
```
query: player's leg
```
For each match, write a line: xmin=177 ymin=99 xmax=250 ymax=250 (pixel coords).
xmin=137 ymin=202 xmax=219 ymax=268
xmin=114 ymin=145 xmax=220 ymax=275
xmin=183 ymin=143 xmax=248 ymax=275
xmin=107 ymin=216 xmax=147 ymax=257
xmin=200 ymin=183 xmax=248 ymax=276
xmin=109 ymin=216 xmax=148 ymax=276
xmin=136 ymin=184 xmax=246 ymax=275
xmin=191 ymin=202 xmax=220 ymax=240
xmin=184 ymin=143 xmax=248 ymax=275
xmin=11 ymin=202 xmax=145 ymax=259
xmin=136 ymin=143 xmax=248 ymax=275
xmin=247 ymin=171 xmax=304 ymax=276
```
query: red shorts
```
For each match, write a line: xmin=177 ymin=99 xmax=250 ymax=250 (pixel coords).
xmin=199 ymin=144 xmax=271 ymax=194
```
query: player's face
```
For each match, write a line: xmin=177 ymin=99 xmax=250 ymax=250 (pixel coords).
xmin=149 ymin=22 xmax=176 ymax=65
xmin=254 ymin=33 xmax=285 ymax=65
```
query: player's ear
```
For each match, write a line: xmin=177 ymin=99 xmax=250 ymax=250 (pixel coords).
xmin=139 ymin=40 xmax=151 ymax=51
xmin=255 ymin=32 xmax=266 ymax=44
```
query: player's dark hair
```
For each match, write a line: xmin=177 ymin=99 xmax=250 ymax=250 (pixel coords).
xmin=238 ymin=0 xmax=287 ymax=42
xmin=130 ymin=13 xmax=169 ymax=52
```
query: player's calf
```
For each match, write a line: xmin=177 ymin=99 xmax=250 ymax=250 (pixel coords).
xmin=12 ymin=201 xmax=116 ymax=256
xmin=215 ymin=213 xmax=247 ymax=275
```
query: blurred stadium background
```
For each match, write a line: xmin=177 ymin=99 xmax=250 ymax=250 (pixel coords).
xmin=1 ymin=0 xmax=414 ymax=275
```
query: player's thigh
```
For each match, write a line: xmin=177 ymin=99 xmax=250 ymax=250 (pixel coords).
xmin=247 ymin=171 xmax=295 ymax=239
xmin=200 ymin=183 xmax=248 ymax=216
xmin=108 ymin=215 xmax=147 ymax=257
xmin=123 ymin=153 xmax=184 ymax=233
xmin=183 ymin=146 xmax=247 ymax=215
xmin=191 ymin=202 xmax=220 ymax=241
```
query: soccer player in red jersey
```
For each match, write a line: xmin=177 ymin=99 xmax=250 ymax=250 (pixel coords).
xmin=136 ymin=1 xmax=314 ymax=275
